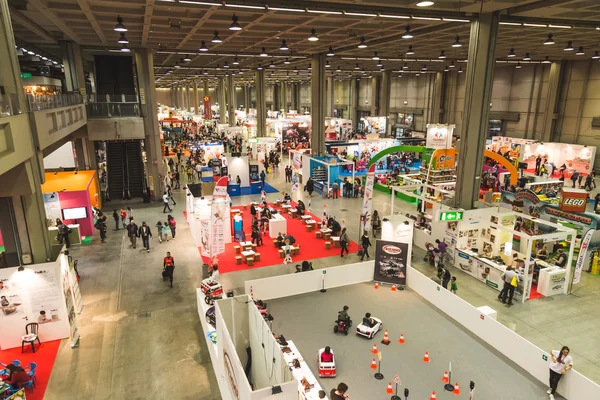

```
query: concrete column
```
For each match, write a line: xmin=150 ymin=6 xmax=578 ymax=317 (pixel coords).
xmin=380 ymin=70 xmax=392 ymax=122
xmin=21 ymin=160 xmax=53 ymax=263
xmin=193 ymin=81 xmax=199 ymax=114
xmin=280 ymin=83 xmax=288 ymax=116
xmin=431 ymin=72 xmax=445 ymax=124
xmin=135 ymin=48 xmax=165 ymax=201
xmin=0 ymin=0 xmax=26 ymax=111
xmin=61 ymin=41 xmax=86 ymax=95
xmin=255 ymin=70 xmax=266 ymax=137
xmin=218 ymin=77 xmax=226 ymax=124
xmin=350 ymin=78 xmax=359 ymax=131
xmin=311 ymin=54 xmax=326 ymax=156
xmin=186 ymin=85 xmax=192 ymax=112
xmin=454 ymin=12 xmax=500 ymax=210
xmin=227 ymin=74 xmax=236 ymax=126
xmin=370 ymin=77 xmax=378 ymax=116
xmin=244 ymin=86 xmax=250 ymax=112
xmin=326 ymin=77 xmax=335 ymax=117
xmin=540 ymin=62 xmax=562 ymax=142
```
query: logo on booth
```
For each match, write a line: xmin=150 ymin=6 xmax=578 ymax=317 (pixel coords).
xmin=382 ymin=245 xmax=402 ymax=255
xmin=563 ymin=198 xmax=585 ymax=207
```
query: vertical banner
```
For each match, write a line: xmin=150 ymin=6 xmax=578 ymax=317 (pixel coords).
xmin=374 ymin=240 xmax=408 ymax=286
xmin=210 ymin=177 xmax=230 ymax=257
xmin=200 ymin=219 xmax=211 ymax=257
xmin=573 ymin=229 xmax=594 ymax=284
xmin=361 ymin=164 xmax=376 ymax=232
xmin=203 ymin=95 xmax=212 ymax=120
xmin=61 ymin=258 xmax=80 ymax=348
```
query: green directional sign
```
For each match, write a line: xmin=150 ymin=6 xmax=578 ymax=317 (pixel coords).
xmin=440 ymin=211 xmax=463 ymax=221
xmin=21 ymin=72 xmax=32 ymax=79
xmin=248 ymin=138 xmax=258 ymax=143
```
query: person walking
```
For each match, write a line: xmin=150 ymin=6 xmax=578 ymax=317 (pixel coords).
xmin=127 ymin=219 xmax=139 ymax=249
xmin=97 ymin=216 xmax=107 ymax=243
xmin=163 ymin=251 xmax=175 ymax=288
xmin=112 ymin=209 xmax=120 ymax=231
xmin=260 ymin=170 xmax=266 ymax=187
xmin=163 ymin=191 xmax=173 ymax=213
xmin=138 ymin=221 xmax=152 ymax=253
xmin=162 ymin=222 xmax=170 ymax=242
xmin=167 ymin=215 xmax=177 ymax=239
xmin=332 ymin=180 xmax=339 ymax=199
xmin=547 ymin=346 xmax=573 ymax=400
xmin=120 ymin=208 xmax=127 ymax=228
xmin=156 ymin=221 xmax=164 ymax=243
xmin=450 ymin=276 xmax=458 ymax=294
xmin=127 ymin=207 xmax=134 ymax=222
xmin=305 ymin=177 xmax=314 ymax=197
xmin=570 ymin=171 xmax=579 ymax=188
xmin=498 ymin=265 xmax=518 ymax=305
xmin=340 ymin=228 xmax=350 ymax=257
xmin=584 ymin=174 xmax=593 ymax=191
xmin=57 ymin=220 xmax=71 ymax=249
xmin=360 ymin=233 xmax=372 ymax=261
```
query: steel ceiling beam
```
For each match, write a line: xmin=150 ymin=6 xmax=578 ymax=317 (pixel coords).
xmin=9 ymin=6 xmax=58 ymax=44
xmin=28 ymin=0 xmax=82 ymax=43
xmin=76 ymin=0 xmax=107 ymax=44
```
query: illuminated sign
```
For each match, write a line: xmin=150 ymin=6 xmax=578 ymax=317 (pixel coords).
xmin=440 ymin=211 xmax=463 ymax=221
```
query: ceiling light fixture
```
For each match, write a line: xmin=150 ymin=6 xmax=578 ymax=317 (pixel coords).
xmin=449 ymin=61 xmax=455 ymax=68
xmin=257 ymin=64 xmax=263 ymax=70
xmin=402 ymin=26 xmax=413 ymax=39
xmin=354 ymin=63 xmax=360 ymax=70
xmin=372 ymin=52 xmax=379 ymax=60
xmin=327 ymin=47 xmax=335 ymax=57
xmin=452 ymin=35 xmax=462 ymax=47
xmin=593 ymin=51 xmax=600 ymax=59
xmin=280 ymin=40 xmax=289 ymax=51
xmin=199 ymin=41 xmax=209 ymax=51
xmin=576 ymin=47 xmax=585 ymax=55
xmin=416 ymin=1 xmax=435 ymax=7
xmin=336 ymin=66 xmax=342 ymax=72
xmin=439 ymin=50 xmax=446 ymax=59
xmin=120 ymin=44 xmax=130 ymax=52
xmin=403 ymin=63 xmax=408 ymax=69
xmin=212 ymin=31 xmax=222 ymax=43
xmin=406 ymin=45 xmax=414 ymax=55
xmin=358 ymin=37 xmax=367 ymax=48
xmin=284 ymin=58 xmax=290 ymax=64
xmin=523 ymin=52 xmax=531 ymax=61
xmin=229 ymin=14 xmax=242 ymax=30
xmin=233 ymin=56 xmax=239 ymax=65
xmin=224 ymin=61 xmax=230 ymax=68
xmin=516 ymin=62 xmax=522 ymax=69
xmin=269 ymin=60 xmax=276 ymax=68
xmin=325 ymin=61 xmax=331 ymax=68
xmin=114 ymin=16 xmax=127 ymax=32
xmin=507 ymin=48 xmax=516 ymax=58
xmin=118 ymin=32 xmax=129 ymax=44
xmin=458 ymin=67 xmax=463 ymax=73
xmin=183 ymin=55 xmax=191 ymax=62
xmin=415 ymin=73 xmax=420 ymax=76
xmin=260 ymin=47 xmax=268 ymax=56
xmin=377 ymin=60 xmax=383 ymax=67
xmin=203 ymin=70 xmax=208 ymax=75
xmin=564 ymin=41 xmax=574 ymax=51
xmin=544 ymin=33 xmax=554 ymax=45
xmin=444 ymin=65 xmax=449 ymax=72
xmin=542 ymin=56 xmax=551 ymax=64
xmin=308 ymin=29 xmax=319 ymax=42
xmin=422 ymin=64 xmax=427 ymax=71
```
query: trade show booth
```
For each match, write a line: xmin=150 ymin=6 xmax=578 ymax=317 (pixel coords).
xmin=324 ymin=118 xmax=353 ymax=141
xmin=358 ymin=116 xmax=387 ymax=135
xmin=302 ymin=155 xmax=355 ymax=197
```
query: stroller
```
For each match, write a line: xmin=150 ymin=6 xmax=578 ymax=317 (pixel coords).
xmin=424 ymin=242 xmax=436 ymax=266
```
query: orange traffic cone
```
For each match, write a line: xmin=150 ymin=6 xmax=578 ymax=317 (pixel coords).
xmin=374 ymin=281 xmax=379 ymax=289
xmin=381 ymin=330 xmax=390 ymax=345
xmin=386 ymin=382 xmax=394 ymax=394
xmin=429 ymin=391 xmax=437 ymax=400
xmin=398 ymin=334 xmax=405 ymax=344
xmin=453 ymin=382 xmax=461 ymax=395
xmin=370 ymin=358 xmax=377 ymax=370
xmin=423 ymin=352 xmax=431 ymax=363
xmin=441 ymin=371 xmax=449 ymax=383
xmin=371 ymin=343 xmax=378 ymax=354
xmin=391 ymin=284 xmax=397 ymax=291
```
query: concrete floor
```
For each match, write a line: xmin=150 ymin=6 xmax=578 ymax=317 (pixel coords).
xmin=43 ymin=157 xmax=600 ymax=399
xmin=268 ymin=283 xmax=552 ymax=400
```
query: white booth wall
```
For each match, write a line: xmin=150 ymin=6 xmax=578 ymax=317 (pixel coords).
xmin=226 ymin=155 xmax=251 ymax=187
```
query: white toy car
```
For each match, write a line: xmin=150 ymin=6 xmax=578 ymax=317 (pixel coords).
xmin=317 ymin=347 xmax=336 ymax=378
xmin=356 ymin=316 xmax=383 ymax=339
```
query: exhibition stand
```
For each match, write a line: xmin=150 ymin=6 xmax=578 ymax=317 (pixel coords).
xmin=324 ymin=117 xmax=353 ymax=141
xmin=302 ymin=155 xmax=355 ymax=196
xmin=41 ymin=170 xmax=101 ymax=241
xmin=288 ymin=148 xmax=311 ymax=186
xmin=250 ymin=137 xmax=278 ymax=163
xmin=359 ymin=116 xmax=387 ymax=135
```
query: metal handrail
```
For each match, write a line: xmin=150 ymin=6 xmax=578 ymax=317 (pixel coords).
xmin=27 ymin=93 xmax=84 ymax=111
xmin=0 ymin=94 xmax=22 ymax=118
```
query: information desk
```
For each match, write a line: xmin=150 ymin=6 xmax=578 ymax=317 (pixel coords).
xmin=280 ymin=340 xmax=326 ymax=400
xmin=269 ymin=214 xmax=287 ymax=238
xmin=536 ymin=260 xmax=566 ymax=296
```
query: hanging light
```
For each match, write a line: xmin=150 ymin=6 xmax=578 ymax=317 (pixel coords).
xmin=444 ymin=65 xmax=449 ymax=72
xmin=327 ymin=47 xmax=335 ymax=57
xmin=449 ymin=60 xmax=455 ymax=68
xmin=120 ymin=43 xmax=130 ymax=52
xmin=458 ymin=67 xmax=463 ymax=73
xmin=372 ymin=52 xmax=379 ymax=60
xmin=452 ymin=35 xmax=462 ymax=48
xmin=199 ymin=41 xmax=209 ymax=52
xmin=422 ymin=64 xmax=427 ymax=71
xmin=229 ymin=14 xmax=242 ymax=31
xmin=406 ymin=45 xmax=414 ymax=55
xmin=415 ymin=73 xmax=420 ymax=76
xmin=212 ymin=31 xmax=222 ymax=43
xmin=336 ymin=66 xmax=342 ymax=72
xmin=270 ymin=60 xmax=276 ymax=68
xmin=280 ymin=40 xmax=289 ymax=51
xmin=402 ymin=63 xmax=408 ymax=69
xmin=224 ymin=61 xmax=230 ymax=68
xmin=284 ymin=58 xmax=290 ymax=64
xmin=260 ymin=47 xmax=268 ymax=57
xmin=416 ymin=1 xmax=435 ymax=6
xmin=576 ymin=47 xmax=585 ymax=56
xmin=516 ymin=62 xmax=522 ymax=69
xmin=542 ymin=56 xmax=551 ymax=64
xmin=233 ymin=56 xmax=239 ymax=65
xmin=439 ymin=50 xmax=446 ymax=59
xmin=523 ymin=52 xmax=531 ymax=61
xmin=380 ymin=64 xmax=385 ymax=71
xmin=183 ymin=55 xmax=191 ymax=62
xmin=507 ymin=48 xmax=516 ymax=58
xmin=117 ymin=32 xmax=129 ymax=44
xmin=402 ymin=26 xmax=413 ymax=39
xmin=354 ymin=63 xmax=360 ymax=70
xmin=564 ymin=41 xmax=574 ymax=51
xmin=377 ymin=60 xmax=383 ymax=67
xmin=308 ymin=28 xmax=319 ymax=42
xmin=593 ymin=51 xmax=600 ymax=59
xmin=114 ymin=16 xmax=127 ymax=32
xmin=544 ymin=33 xmax=554 ymax=45
xmin=358 ymin=37 xmax=367 ymax=49
xmin=325 ymin=61 xmax=331 ymax=68
xmin=257 ymin=64 xmax=263 ymax=70
xmin=203 ymin=70 xmax=208 ymax=75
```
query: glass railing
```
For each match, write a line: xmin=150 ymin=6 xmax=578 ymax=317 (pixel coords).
xmin=27 ymin=93 xmax=84 ymax=111
xmin=0 ymin=94 xmax=22 ymax=118
xmin=86 ymin=94 xmax=140 ymax=118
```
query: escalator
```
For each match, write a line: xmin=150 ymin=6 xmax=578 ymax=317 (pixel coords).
xmin=106 ymin=140 xmax=145 ymax=200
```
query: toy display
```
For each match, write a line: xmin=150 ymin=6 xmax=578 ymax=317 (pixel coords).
xmin=205 ymin=306 xmax=216 ymax=328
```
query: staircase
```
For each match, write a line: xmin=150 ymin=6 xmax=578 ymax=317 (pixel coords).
xmin=106 ymin=140 xmax=145 ymax=199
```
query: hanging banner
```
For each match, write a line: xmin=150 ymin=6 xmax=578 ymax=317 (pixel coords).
xmin=361 ymin=164 xmax=376 ymax=231
xmin=203 ymin=95 xmax=212 ymax=120
xmin=200 ymin=219 xmax=211 ymax=257
xmin=210 ymin=177 xmax=230 ymax=257
xmin=426 ymin=124 xmax=454 ymax=149
xmin=573 ymin=229 xmax=594 ymax=284
xmin=293 ymin=151 xmax=303 ymax=171
xmin=374 ymin=240 xmax=408 ymax=286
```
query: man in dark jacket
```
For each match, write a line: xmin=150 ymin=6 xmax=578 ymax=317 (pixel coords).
xmin=305 ymin=177 xmax=314 ymax=197
xmin=360 ymin=233 xmax=372 ymax=261
xmin=330 ymin=382 xmax=349 ymax=400
xmin=138 ymin=221 xmax=152 ymax=253
xmin=127 ymin=220 xmax=139 ymax=249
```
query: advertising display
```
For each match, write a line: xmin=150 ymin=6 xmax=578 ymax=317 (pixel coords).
xmin=426 ymin=124 xmax=454 ymax=149
xmin=200 ymin=219 xmax=211 ymax=257
xmin=249 ymin=165 xmax=259 ymax=182
xmin=210 ymin=177 xmax=231 ymax=258
xmin=362 ymin=164 xmax=376 ymax=233
xmin=359 ymin=116 xmax=386 ymax=135
xmin=325 ymin=118 xmax=353 ymax=141
xmin=282 ymin=120 xmax=311 ymax=149
xmin=560 ymin=188 xmax=588 ymax=213
xmin=373 ymin=240 xmax=408 ymax=286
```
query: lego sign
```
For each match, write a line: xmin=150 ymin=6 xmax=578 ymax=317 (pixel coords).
xmin=559 ymin=188 xmax=588 ymax=213
xmin=426 ymin=124 xmax=454 ymax=149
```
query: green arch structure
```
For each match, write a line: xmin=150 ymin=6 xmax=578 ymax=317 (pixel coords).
xmin=367 ymin=145 xmax=426 ymax=168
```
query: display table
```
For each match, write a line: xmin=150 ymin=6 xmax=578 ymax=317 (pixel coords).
xmin=269 ymin=214 xmax=287 ymax=238
xmin=301 ymin=215 xmax=312 ymax=224
xmin=241 ymin=250 xmax=256 ymax=263
xmin=455 ymin=250 xmax=509 ymax=294
xmin=537 ymin=261 xmax=566 ymax=296
xmin=280 ymin=340 xmax=325 ymax=400
xmin=229 ymin=183 xmax=241 ymax=196
xmin=47 ymin=224 xmax=82 ymax=246
xmin=239 ymin=241 xmax=253 ymax=251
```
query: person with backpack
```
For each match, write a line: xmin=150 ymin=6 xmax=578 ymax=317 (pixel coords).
xmin=163 ymin=251 xmax=175 ymax=288
xmin=127 ymin=219 xmax=139 ymax=249
xmin=167 ymin=215 xmax=177 ymax=239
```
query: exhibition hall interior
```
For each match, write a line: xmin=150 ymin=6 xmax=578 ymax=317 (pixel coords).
xmin=2 ymin=0 xmax=600 ymax=399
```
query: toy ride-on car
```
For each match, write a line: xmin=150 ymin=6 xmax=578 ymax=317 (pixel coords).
xmin=201 ymin=278 xmax=224 ymax=305
xmin=333 ymin=313 xmax=352 ymax=335
xmin=317 ymin=348 xmax=336 ymax=378
xmin=356 ymin=317 xmax=383 ymax=339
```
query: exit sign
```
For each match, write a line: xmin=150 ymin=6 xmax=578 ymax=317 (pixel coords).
xmin=440 ymin=211 xmax=463 ymax=221
xmin=21 ymin=72 xmax=32 ymax=79
xmin=248 ymin=138 xmax=258 ymax=143
xmin=542 ymin=354 xmax=548 ymax=361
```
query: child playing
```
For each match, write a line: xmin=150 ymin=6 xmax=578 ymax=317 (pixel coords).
xmin=156 ymin=221 xmax=164 ymax=243
xmin=283 ymin=239 xmax=293 ymax=264
xmin=450 ymin=276 xmax=458 ymax=294
xmin=162 ymin=222 xmax=170 ymax=242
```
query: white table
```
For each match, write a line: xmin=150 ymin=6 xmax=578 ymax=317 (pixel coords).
xmin=241 ymin=250 xmax=255 ymax=262
xmin=282 ymin=204 xmax=291 ymax=210
xmin=269 ymin=214 xmax=287 ymax=238
xmin=301 ymin=215 xmax=312 ymax=224
xmin=331 ymin=236 xmax=341 ymax=247
xmin=280 ymin=340 xmax=325 ymax=400
xmin=239 ymin=241 xmax=253 ymax=250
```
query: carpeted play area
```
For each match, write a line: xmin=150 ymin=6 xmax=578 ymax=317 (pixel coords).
xmin=267 ymin=283 xmax=554 ymax=400
xmin=203 ymin=202 xmax=359 ymax=273
xmin=0 ymin=339 xmax=61 ymax=400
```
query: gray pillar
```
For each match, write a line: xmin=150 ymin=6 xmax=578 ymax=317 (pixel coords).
xmin=280 ymin=83 xmax=288 ymax=116
xmin=193 ymin=81 xmax=199 ymax=114
xmin=540 ymin=62 xmax=562 ymax=142
xmin=326 ymin=77 xmax=335 ymax=117
xmin=0 ymin=0 xmax=26 ymax=111
xmin=293 ymin=83 xmax=300 ymax=111
xmin=244 ymin=86 xmax=250 ymax=112
xmin=272 ymin=83 xmax=279 ymax=112
xmin=370 ymin=77 xmax=378 ymax=116
xmin=173 ymin=86 xmax=178 ymax=109
xmin=311 ymin=54 xmax=326 ymax=156
xmin=431 ymin=72 xmax=445 ymax=124
xmin=454 ymin=12 xmax=499 ymax=210
xmin=255 ymin=70 xmax=266 ymax=137
xmin=218 ymin=77 xmax=226 ymax=124
xmin=61 ymin=41 xmax=86 ymax=95
xmin=186 ymin=85 xmax=192 ymax=112
xmin=135 ymin=48 xmax=165 ymax=201
xmin=380 ymin=70 xmax=392 ymax=124
xmin=227 ymin=74 xmax=236 ymax=126
xmin=350 ymin=78 xmax=359 ymax=131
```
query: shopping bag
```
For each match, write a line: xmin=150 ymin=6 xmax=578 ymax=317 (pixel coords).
xmin=511 ymin=275 xmax=518 ymax=287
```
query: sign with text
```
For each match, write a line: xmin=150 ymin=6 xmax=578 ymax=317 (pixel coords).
xmin=426 ymin=124 xmax=454 ymax=149
xmin=559 ymin=188 xmax=588 ymax=213
xmin=374 ymin=240 xmax=408 ymax=286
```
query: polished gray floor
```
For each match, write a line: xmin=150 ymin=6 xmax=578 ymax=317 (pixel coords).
xmin=43 ymin=157 xmax=600 ymax=399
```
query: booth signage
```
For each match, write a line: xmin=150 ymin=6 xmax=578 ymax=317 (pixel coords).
xmin=426 ymin=124 xmax=454 ymax=149
xmin=560 ymin=189 xmax=588 ymax=213
xmin=573 ymin=229 xmax=594 ymax=284
xmin=439 ymin=211 xmax=463 ymax=221
xmin=21 ymin=72 xmax=32 ymax=79
xmin=374 ymin=240 xmax=408 ymax=286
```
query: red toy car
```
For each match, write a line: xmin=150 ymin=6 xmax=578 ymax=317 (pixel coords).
xmin=317 ymin=347 xmax=336 ymax=378
xmin=201 ymin=278 xmax=223 ymax=305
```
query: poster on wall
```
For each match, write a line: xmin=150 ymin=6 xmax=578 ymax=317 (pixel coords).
xmin=373 ymin=240 xmax=408 ymax=286
xmin=292 ymin=151 xmax=303 ymax=171
xmin=210 ymin=177 xmax=230 ymax=257
xmin=282 ymin=121 xmax=311 ymax=150
xmin=426 ymin=124 xmax=454 ymax=149
xmin=62 ymin=261 xmax=80 ymax=347
xmin=249 ymin=165 xmax=259 ymax=181
xmin=203 ymin=96 xmax=212 ymax=120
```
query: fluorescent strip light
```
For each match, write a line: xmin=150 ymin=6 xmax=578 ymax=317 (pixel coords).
xmin=523 ymin=23 xmax=547 ymax=27
xmin=178 ymin=1 xmax=221 ymax=5
xmin=412 ymin=16 xmax=441 ymax=21
xmin=499 ymin=22 xmax=522 ymax=26
xmin=225 ymin=4 xmax=264 ymax=9
xmin=307 ymin=9 xmax=342 ymax=15
xmin=548 ymin=24 xmax=571 ymax=29
xmin=380 ymin=14 xmax=410 ymax=19
xmin=442 ymin=18 xmax=470 ymax=23
xmin=268 ymin=7 xmax=305 ymax=12
xmin=345 ymin=12 xmax=377 ymax=17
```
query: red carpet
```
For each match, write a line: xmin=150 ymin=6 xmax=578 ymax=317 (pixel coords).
xmin=0 ymin=339 xmax=61 ymax=400
xmin=194 ymin=202 xmax=358 ymax=273
xmin=529 ymin=284 xmax=544 ymax=300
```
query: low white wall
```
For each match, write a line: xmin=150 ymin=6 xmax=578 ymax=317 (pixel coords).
xmin=245 ymin=261 xmax=374 ymax=300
